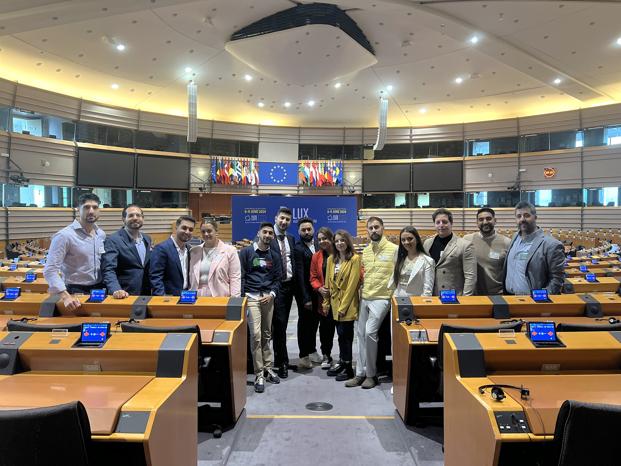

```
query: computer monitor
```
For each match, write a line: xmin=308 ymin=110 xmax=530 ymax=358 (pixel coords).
xmin=178 ymin=290 xmax=197 ymax=305
xmin=440 ymin=289 xmax=459 ymax=304
xmin=531 ymin=289 xmax=551 ymax=303
xmin=87 ymin=289 xmax=106 ymax=303
xmin=24 ymin=272 xmax=37 ymax=283
xmin=78 ymin=323 xmax=110 ymax=347
xmin=2 ymin=288 xmax=21 ymax=301
xmin=585 ymin=273 xmax=599 ymax=283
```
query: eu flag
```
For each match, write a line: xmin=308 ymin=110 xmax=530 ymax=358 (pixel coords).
xmin=258 ymin=162 xmax=299 ymax=186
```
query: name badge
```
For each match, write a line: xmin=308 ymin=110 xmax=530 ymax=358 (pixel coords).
xmin=98 ymin=246 xmax=106 ymax=254
xmin=517 ymin=251 xmax=529 ymax=260
xmin=489 ymin=251 xmax=501 ymax=260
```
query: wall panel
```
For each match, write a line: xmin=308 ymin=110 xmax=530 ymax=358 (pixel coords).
xmin=464 ymin=118 xmax=518 ymax=139
xmin=412 ymin=124 xmax=463 ymax=142
xmin=343 ymin=161 xmax=362 ymax=194
xmin=582 ymin=146 xmax=621 ymax=187
xmin=258 ymin=141 xmax=298 ymax=162
xmin=7 ymin=208 xmax=73 ymax=240
xmin=0 ymin=132 xmax=9 ymax=184
xmin=519 ymin=109 xmax=580 ymax=134
xmin=0 ymin=78 xmax=16 ymax=107
xmin=80 ymin=101 xmax=139 ymax=129
xmin=259 ymin=126 xmax=299 ymax=144
xmin=581 ymin=103 xmax=621 ymax=128
xmin=464 ymin=155 xmax=519 ymax=192
xmin=299 ymin=128 xmax=344 ymax=145
xmin=213 ymin=121 xmax=259 ymax=141
xmin=9 ymin=134 xmax=76 ymax=186
xmin=583 ymin=208 xmax=621 ymax=230
xmin=190 ymin=155 xmax=211 ymax=192
xmin=520 ymin=151 xmax=581 ymax=189
xmin=14 ymin=84 xmax=80 ymax=120
xmin=138 ymin=111 xmax=187 ymax=136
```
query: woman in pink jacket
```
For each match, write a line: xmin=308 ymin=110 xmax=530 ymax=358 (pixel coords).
xmin=189 ymin=220 xmax=241 ymax=297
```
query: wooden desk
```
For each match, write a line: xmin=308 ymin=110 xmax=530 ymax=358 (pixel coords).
xmin=0 ymin=267 xmax=38 ymax=277
xmin=0 ymin=261 xmax=44 ymax=269
xmin=565 ymin=276 xmax=621 ymax=293
xmin=565 ymin=267 xmax=621 ymax=277
xmin=1 ymin=277 xmax=48 ymax=293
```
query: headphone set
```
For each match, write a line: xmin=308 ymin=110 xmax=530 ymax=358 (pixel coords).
xmin=478 ymin=384 xmax=530 ymax=402
xmin=596 ymin=317 xmax=621 ymax=324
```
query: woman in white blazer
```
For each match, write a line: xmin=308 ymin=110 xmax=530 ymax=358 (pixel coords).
xmin=390 ymin=226 xmax=435 ymax=297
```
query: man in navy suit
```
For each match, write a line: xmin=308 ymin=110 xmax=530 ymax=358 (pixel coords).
xmin=102 ymin=205 xmax=152 ymax=297
xmin=270 ymin=206 xmax=297 ymax=378
xmin=149 ymin=215 xmax=195 ymax=296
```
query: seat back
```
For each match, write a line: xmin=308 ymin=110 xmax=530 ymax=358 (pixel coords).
xmin=0 ymin=401 xmax=91 ymax=466
xmin=120 ymin=322 xmax=202 ymax=346
xmin=553 ymin=400 xmax=621 ymax=466
xmin=6 ymin=320 xmax=83 ymax=333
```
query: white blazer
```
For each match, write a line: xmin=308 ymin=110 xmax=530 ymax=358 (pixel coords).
xmin=389 ymin=254 xmax=435 ymax=297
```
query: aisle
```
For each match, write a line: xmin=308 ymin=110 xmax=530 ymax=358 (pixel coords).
xmin=198 ymin=303 xmax=444 ymax=465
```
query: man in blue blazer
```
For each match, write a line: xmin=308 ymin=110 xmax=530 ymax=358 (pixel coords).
xmin=149 ymin=215 xmax=196 ymax=296
xmin=102 ymin=205 xmax=152 ymax=297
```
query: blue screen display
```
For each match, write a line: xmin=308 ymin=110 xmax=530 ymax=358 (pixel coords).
xmin=8 ymin=264 xmax=17 ymax=271
xmin=579 ymin=265 xmax=588 ymax=273
xmin=24 ymin=272 xmax=36 ymax=283
xmin=88 ymin=289 xmax=106 ymax=303
xmin=529 ymin=322 xmax=557 ymax=342
xmin=3 ymin=287 xmax=21 ymax=300
xmin=585 ymin=273 xmax=598 ymax=283
xmin=440 ymin=289 xmax=458 ymax=304
xmin=80 ymin=323 xmax=110 ymax=344
xmin=179 ymin=290 xmax=197 ymax=304
xmin=531 ymin=289 xmax=550 ymax=303
xmin=592 ymin=259 xmax=599 ymax=264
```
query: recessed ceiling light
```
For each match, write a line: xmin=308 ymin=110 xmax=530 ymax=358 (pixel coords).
xmin=553 ymin=77 xmax=562 ymax=85
xmin=469 ymin=36 xmax=479 ymax=44
xmin=455 ymin=77 xmax=463 ymax=84
xmin=386 ymin=84 xmax=393 ymax=91
xmin=284 ymin=101 xmax=291 ymax=108
xmin=307 ymin=100 xmax=315 ymax=107
xmin=111 ymin=83 xmax=119 ymax=90
xmin=257 ymin=102 xmax=265 ymax=107
xmin=116 ymin=44 xmax=126 ymax=51
xmin=184 ymin=67 xmax=192 ymax=73
xmin=419 ymin=108 xmax=427 ymax=114
xmin=334 ymin=82 xmax=342 ymax=89
xmin=616 ymin=37 xmax=621 ymax=46
xmin=244 ymin=74 xmax=253 ymax=81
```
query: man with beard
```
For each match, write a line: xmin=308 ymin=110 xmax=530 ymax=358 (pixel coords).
xmin=293 ymin=217 xmax=322 ymax=370
xmin=102 ymin=205 xmax=152 ymax=297
xmin=150 ymin=215 xmax=195 ymax=296
xmin=44 ymin=193 xmax=106 ymax=312
xmin=463 ymin=208 xmax=510 ymax=295
xmin=504 ymin=201 xmax=565 ymax=295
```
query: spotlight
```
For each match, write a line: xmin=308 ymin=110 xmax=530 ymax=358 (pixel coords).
xmin=419 ymin=108 xmax=427 ymax=114
xmin=455 ymin=77 xmax=463 ymax=84
xmin=617 ymin=37 xmax=621 ymax=46
xmin=334 ymin=82 xmax=342 ymax=89
xmin=185 ymin=67 xmax=193 ymax=73
xmin=469 ymin=36 xmax=479 ymax=44
xmin=553 ymin=78 xmax=562 ymax=85
xmin=111 ymin=83 xmax=119 ymax=90
xmin=386 ymin=84 xmax=393 ymax=91
xmin=284 ymin=101 xmax=291 ymax=108
xmin=257 ymin=102 xmax=265 ymax=107
xmin=307 ymin=100 xmax=315 ymax=107
xmin=244 ymin=74 xmax=253 ymax=81
xmin=116 ymin=43 xmax=126 ymax=51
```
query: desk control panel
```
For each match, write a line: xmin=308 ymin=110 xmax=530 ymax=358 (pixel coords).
xmin=494 ymin=411 xmax=530 ymax=434
xmin=409 ymin=329 xmax=428 ymax=343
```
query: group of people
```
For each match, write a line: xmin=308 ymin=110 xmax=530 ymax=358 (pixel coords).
xmin=43 ymin=193 xmax=566 ymax=394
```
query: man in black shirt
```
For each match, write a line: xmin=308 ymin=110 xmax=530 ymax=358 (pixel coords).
xmin=239 ymin=222 xmax=283 ymax=393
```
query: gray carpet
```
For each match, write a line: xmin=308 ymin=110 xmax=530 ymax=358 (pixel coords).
xmin=198 ymin=303 xmax=444 ymax=465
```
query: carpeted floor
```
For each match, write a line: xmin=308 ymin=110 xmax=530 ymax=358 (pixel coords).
xmin=198 ymin=303 xmax=444 ymax=465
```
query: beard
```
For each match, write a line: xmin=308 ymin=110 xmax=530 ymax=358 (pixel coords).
xmin=370 ymin=232 xmax=381 ymax=241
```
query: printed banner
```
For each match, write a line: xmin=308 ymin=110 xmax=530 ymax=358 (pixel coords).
xmin=258 ymin=162 xmax=299 ymax=186
xmin=298 ymin=161 xmax=343 ymax=187
xmin=232 ymin=195 xmax=357 ymax=241
xmin=211 ymin=157 xmax=259 ymax=185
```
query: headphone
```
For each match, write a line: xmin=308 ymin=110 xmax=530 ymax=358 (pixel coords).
xmin=596 ymin=317 xmax=621 ymax=324
xmin=478 ymin=384 xmax=530 ymax=402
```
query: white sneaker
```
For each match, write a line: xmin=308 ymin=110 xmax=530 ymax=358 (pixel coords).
xmin=309 ymin=352 xmax=322 ymax=364
xmin=321 ymin=354 xmax=333 ymax=370
xmin=298 ymin=356 xmax=313 ymax=370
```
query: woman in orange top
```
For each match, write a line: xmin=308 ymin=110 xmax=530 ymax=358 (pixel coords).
xmin=310 ymin=227 xmax=337 ymax=369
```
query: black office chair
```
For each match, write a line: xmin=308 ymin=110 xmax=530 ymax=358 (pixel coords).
xmin=7 ymin=319 xmax=83 ymax=333
xmin=551 ymin=400 xmax=621 ymax=466
xmin=556 ymin=322 xmax=621 ymax=332
xmin=0 ymin=401 xmax=91 ymax=466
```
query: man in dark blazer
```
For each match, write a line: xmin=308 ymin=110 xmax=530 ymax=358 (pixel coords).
xmin=102 ymin=205 xmax=152 ymax=297
xmin=293 ymin=217 xmax=322 ymax=370
xmin=270 ymin=206 xmax=297 ymax=378
xmin=149 ymin=215 xmax=195 ymax=296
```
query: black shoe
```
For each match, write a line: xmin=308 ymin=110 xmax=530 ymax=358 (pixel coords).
xmin=264 ymin=368 xmax=280 ymax=384
xmin=327 ymin=361 xmax=345 ymax=377
xmin=277 ymin=364 xmax=289 ymax=379
xmin=335 ymin=362 xmax=354 ymax=382
xmin=254 ymin=375 xmax=265 ymax=393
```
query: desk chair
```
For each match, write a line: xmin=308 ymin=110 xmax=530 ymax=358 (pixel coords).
xmin=552 ymin=400 xmax=621 ymax=466
xmin=0 ymin=401 xmax=91 ymax=466
xmin=7 ymin=319 xmax=83 ymax=333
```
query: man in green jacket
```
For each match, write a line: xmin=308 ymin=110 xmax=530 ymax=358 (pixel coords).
xmin=346 ymin=216 xmax=397 ymax=389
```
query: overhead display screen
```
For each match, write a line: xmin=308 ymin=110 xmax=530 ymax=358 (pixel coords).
xmin=411 ymin=161 xmax=463 ymax=192
xmin=136 ymin=155 xmax=190 ymax=190
xmin=362 ymin=164 xmax=411 ymax=192
xmin=77 ymin=149 xmax=135 ymax=188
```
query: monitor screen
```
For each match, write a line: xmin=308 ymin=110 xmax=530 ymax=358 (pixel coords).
xmin=88 ymin=289 xmax=106 ymax=303
xmin=3 ymin=287 xmax=21 ymax=300
xmin=528 ymin=322 xmax=557 ymax=343
xmin=440 ymin=289 xmax=458 ymax=304
xmin=585 ymin=273 xmax=598 ymax=283
xmin=531 ymin=289 xmax=550 ymax=303
xmin=591 ymin=259 xmax=599 ymax=265
xmin=178 ymin=290 xmax=197 ymax=304
xmin=579 ymin=265 xmax=589 ymax=273
xmin=24 ymin=272 xmax=36 ymax=283
xmin=136 ymin=155 xmax=190 ymax=190
xmin=80 ymin=323 xmax=110 ymax=345
xmin=411 ymin=161 xmax=463 ymax=192
xmin=362 ymin=164 xmax=411 ymax=192
xmin=8 ymin=264 xmax=17 ymax=271
xmin=77 ymin=148 xmax=135 ymax=188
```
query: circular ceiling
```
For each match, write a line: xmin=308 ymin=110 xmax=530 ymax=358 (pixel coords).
xmin=0 ymin=0 xmax=620 ymax=127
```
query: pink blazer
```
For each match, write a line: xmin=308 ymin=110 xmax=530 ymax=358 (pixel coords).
xmin=189 ymin=241 xmax=241 ymax=297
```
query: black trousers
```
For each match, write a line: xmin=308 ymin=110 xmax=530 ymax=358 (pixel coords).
xmin=272 ymin=280 xmax=294 ymax=367
xmin=336 ymin=320 xmax=354 ymax=362
xmin=66 ymin=283 xmax=104 ymax=295
xmin=376 ymin=311 xmax=392 ymax=374
xmin=296 ymin=294 xmax=336 ymax=358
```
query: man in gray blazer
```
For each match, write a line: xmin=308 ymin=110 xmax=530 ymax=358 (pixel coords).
xmin=504 ymin=201 xmax=565 ymax=295
xmin=423 ymin=208 xmax=477 ymax=296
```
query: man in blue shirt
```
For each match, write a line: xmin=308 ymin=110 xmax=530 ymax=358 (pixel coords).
xmin=102 ymin=204 xmax=152 ymax=297
xmin=43 ymin=193 xmax=106 ymax=312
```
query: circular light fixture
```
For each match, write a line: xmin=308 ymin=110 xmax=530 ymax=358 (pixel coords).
xmin=307 ymin=100 xmax=315 ymax=107
xmin=111 ymin=83 xmax=119 ymax=90
xmin=284 ymin=101 xmax=291 ymax=108
xmin=469 ymin=36 xmax=479 ymax=44
xmin=455 ymin=77 xmax=463 ymax=84
xmin=616 ymin=37 xmax=621 ymax=46
xmin=116 ymin=43 xmax=126 ymax=51
xmin=184 ymin=67 xmax=192 ymax=73
xmin=419 ymin=108 xmax=427 ymax=114
xmin=244 ymin=74 xmax=253 ymax=81
xmin=257 ymin=102 xmax=265 ymax=107
xmin=334 ymin=82 xmax=342 ymax=89
xmin=386 ymin=84 xmax=394 ymax=91
xmin=553 ymin=78 xmax=562 ymax=85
